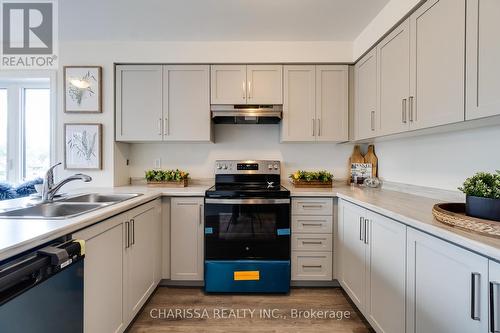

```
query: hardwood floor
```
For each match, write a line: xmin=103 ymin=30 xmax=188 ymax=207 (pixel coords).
xmin=128 ymin=287 xmax=374 ymax=333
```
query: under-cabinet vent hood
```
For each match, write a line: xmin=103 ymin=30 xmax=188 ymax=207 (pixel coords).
xmin=211 ymin=105 xmax=282 ymax=124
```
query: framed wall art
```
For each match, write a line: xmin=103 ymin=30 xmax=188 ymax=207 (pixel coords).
xmin=64 ymin=123 xmax=102 ymax=170
xmin=64 ymin=66 xmax=102 ymax=113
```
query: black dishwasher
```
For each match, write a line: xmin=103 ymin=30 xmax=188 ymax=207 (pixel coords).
xmin=0 ymin=239 xmax=84 ymax=333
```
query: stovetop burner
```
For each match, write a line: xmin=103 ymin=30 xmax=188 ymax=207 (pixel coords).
xmin=205 ymin=160 xmax=290 ymax=199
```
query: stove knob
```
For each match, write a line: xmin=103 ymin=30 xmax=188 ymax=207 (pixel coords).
xmin=223 ymin=164 xmax=228 ymax=170
xmin=273 ymin=164 xmax=279 ymax=170
xmin=268 ymin=164 xmax=273 ymax=170
xmin=216 ymin=164 xmax=222 ymax=169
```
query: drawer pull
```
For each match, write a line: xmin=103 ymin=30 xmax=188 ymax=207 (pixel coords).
xmin=302 ymin=241 xmax=323 ymax=245
xmin=302 ymin=265 xmax=322 ymax=268
xmin=301 ymin=204 xmax=323 ymax=209
xmin=301 ymin=223 xmax=322 ymax=227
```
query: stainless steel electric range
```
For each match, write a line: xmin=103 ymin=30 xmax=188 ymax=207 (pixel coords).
xmin=204 ymin=160 xmax=291 ymax=293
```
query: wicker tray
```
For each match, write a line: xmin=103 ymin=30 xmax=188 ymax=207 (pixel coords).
xmin=291 ymin=180 xmax=333 ymax=188
xmin=432 ymin=203 xmax=500 ymax=238
xmin=147 ymin=179 xmax=188 ymax=187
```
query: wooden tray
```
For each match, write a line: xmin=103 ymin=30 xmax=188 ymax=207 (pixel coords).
xmin=291 ymin=180 xmax=333 ymax=188
xmin=147 ymin=179 xmax=188 ymax=187
xmin=432 ymin=203 xmax=500 ymax=238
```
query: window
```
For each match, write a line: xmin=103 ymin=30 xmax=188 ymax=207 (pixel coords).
xmin=23 ymin=89 xmax=51 ymax=179
xmin=0 ymin=79 xmax=52 ymax=184
xmin=0 ymin=89 xmax=7 ymax=181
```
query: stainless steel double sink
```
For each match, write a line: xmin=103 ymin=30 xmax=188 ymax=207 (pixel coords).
xmin=0 ymin=193 xmax=143 ymax=219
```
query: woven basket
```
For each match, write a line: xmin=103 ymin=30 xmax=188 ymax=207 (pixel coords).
xmin=291 ymin=180 xmax=333 ymax=188
xmin=147 ymin=179 xmax=188 ymax=187
xmin=432 ymin=203 xmax=500 ymax=238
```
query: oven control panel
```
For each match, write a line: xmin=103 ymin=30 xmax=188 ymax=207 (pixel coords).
xmin=215 ymin=160 xmax=281 ymax=175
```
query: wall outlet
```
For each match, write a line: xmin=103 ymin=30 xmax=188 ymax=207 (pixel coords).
xmin=154 ymin=158 xmax=161 ymax=169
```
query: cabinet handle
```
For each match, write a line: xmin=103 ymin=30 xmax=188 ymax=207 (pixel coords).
xmin=402 ymin=99 xmax=407 ymax=123
xmin=364 ymin=218 xmax=369 ymax=245
xmin=242 ymin=80 xmax=246 ymax=99
xmin=302 ymin=241 xmax=323 ymax=245
xmin=131 ymin=219 xmax=135 ymax=246
xmin=164 ymin=117 xmax=168 ymax=136
xmin=409 ymin=96 xmax=414 ymax=122
xmin=491 ymin=282 xmax=500 ymax=332
xmin=199 ymin=204 xmax=203 ymax=225
xmin=312 ymin=118 xmax=315 ymax=136
xmin=125 ymin=220 xmax=130 ymax=248
xmin=302 ymin=204 xmax=323 ymax=209
xmin=371 ymin=110 xmax=375 ymax=131
xmin=157 ymin=118 xmax=162 ymax=136
xmin=248 ymin=81 xmax=252 ymax=98
xmin=471 ymin=272 xmax=481 ymax=321
xmin=317 ymin=118 xmax=321 ymax=136
xmin=302 ymin=223 xmax=322 ymax=227
xmin=302 ymin=265 xmax=322 ymax=269
xmin=359 ymin=217 xmax=364 ymax=241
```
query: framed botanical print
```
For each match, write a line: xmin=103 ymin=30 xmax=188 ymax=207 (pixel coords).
xmin=64 ymin=123 xmax=102 ymax=170
xmin=64 ymin=66 xmax=102 ymax=113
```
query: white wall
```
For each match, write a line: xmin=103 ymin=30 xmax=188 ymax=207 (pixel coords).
xmin=128 ymin=125 xmax=353 ymax=181
xmin=353 ymin=0 xmax=422 ymax=60
xmin=375 ymin=125 xmax=500 ymax=191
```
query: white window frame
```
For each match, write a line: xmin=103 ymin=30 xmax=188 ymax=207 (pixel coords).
xmin=0 ymin=71 xmax=56 ymax=184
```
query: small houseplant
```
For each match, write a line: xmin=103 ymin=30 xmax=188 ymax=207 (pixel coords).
xmin=458 ymin=171 xmax=500 ymax=221
xmin=145 ymin=169 xmax=189 ymax=187
xmin=289 ymin=170 xmax=333 ymax=188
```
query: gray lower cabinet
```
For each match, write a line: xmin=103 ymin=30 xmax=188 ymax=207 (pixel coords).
xmin=170 ymin=197 xmax=204 ymax=281
xmin=489 ymin=260 xmax=500 ymax=333
xmin=73 ymin=199 xmax=161 ymax=333
xmin=406 ymin=227 xmax=488 ymax=333
xmin=338 ymin=199 xmax=406 ymax=333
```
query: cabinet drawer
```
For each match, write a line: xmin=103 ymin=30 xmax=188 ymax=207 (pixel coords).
xmin=291 ymin=251 xmax=332 ymax=281
xmin=292 ymin=216 xmax=332 ymax=234
xmin=292 ymin=198 xmax=333 ymax=215
xmin=292 ymin=234 xmax=332 ymax=252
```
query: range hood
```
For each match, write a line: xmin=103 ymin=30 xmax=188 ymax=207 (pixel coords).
xmin=211 ymin=105 xmax=283 ymax=124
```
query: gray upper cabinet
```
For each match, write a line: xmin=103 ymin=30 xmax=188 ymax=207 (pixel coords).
xmin=116 ymin=65 xmax=211 ymax=142
xmin=354 ymin=48 xmax=378 ymax=140
xmin=466 ymin=0 xmax=500 ymax=120
xmin=377 ymin=19 xmax=411 ymax=136
xmin=163 ymin=65 xmax=211 ymax=141
xmin=282 ymin=65 xmax=348 ymax=142
xmin=210 ymin=64 xmax=282 ymax=105
xmin=210 ymin=65 xmax=247 ymax=104
xmin=116 ymin=65 xmax=163 ymax=141
xmin=409 ymin=0 xmax=465 ymax=130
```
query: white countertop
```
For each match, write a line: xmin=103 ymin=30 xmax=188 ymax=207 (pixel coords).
xmin=1 ymin=183 xmax=500 ymax=263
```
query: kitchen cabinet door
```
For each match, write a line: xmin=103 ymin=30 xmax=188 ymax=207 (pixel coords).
xmin=170 ymin=197 xmax=204 ymax=280
xmin=116 ymin=65 xmax=163 ymax=141
xmin=281 ymin=65 xmax=316 ymax=142
xmin=354 ymin=49 xmax=378 ymax=140
xmin=406 ymin=228 xmax=488 ymax=333
xmin=409 ymin=0 xmax=465 ymax=129
xmin=315 ymin=65 xmax=348 ymax=142
xmin=124 ymin=201 xmax=160 ymax=322
xmin=377 ymin=19 xmax=411 ymax=136
xmin=73 ymin=215 xmax=125 ymax=333
xmin=247 ymin=65 xmax=282 ymax=104
xmin=338 ymin=200 xmax=367 ymax=311
xmin=210 ymin=65 xmax=247 ymax=104
xmin=365 ymin=212 xmax=406 ymax=333
xmin=163 ymin=65 xmax=211 ymax=141
xmin=466 ymin=0 xmax=500 ymax=120
xmin=489 ymin=260 xmax=500 ymax=333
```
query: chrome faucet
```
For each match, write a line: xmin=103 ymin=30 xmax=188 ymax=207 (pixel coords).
xmin=42 ymin=163 xmax=92 ymax=202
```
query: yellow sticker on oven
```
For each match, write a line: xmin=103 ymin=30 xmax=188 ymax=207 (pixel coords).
xmin=234 ymin=271 xmax=260 ymax=281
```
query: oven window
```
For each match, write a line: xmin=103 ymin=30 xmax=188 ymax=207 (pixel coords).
xmin=218 ymin=209 xmax=276 ymax=240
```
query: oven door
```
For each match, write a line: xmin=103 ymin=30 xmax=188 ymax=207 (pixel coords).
xmin=204 ymin=198 xmax=290 ymax=260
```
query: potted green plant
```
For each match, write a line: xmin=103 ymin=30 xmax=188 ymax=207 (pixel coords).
xmin=458 ymin=171 xmax=500 ymax=221
xmin=145 ymin=169 xmax=190 ymax=187
xmin=289 ymin=170 xmax=333 ymax=188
